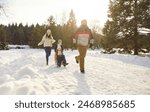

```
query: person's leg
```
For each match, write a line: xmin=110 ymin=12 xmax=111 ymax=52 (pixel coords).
xmin=78 ymin=45 xmax=87 ymax=73
xmin=62 ymin=55 xmax=66 ymax=64
xmin=44 ymin=47 xmax=51 ymax=65
xmin=44 ymin=48 xmax=48 ymax=65
xmin=75 ymin=50 xmax=80 ymax=64
xmin=75 ymin=55 xmax=79 ymax=63
xmin=75 ymin=45 xmax=83 ymax=64
xmin=62 ymin=55 xmax=68 ymax=66
xmin=57 ymin=55 xmax=62 ymax=67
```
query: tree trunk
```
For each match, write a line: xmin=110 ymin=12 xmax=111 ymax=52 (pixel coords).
xmin=133 ymin=35 xmax=138 ymax=55
xmin=133 ymin=0 xmax=138 ymax=55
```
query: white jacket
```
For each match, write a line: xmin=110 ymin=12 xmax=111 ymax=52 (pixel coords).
xmin=38 ymin=34 xmax=55 ymax=47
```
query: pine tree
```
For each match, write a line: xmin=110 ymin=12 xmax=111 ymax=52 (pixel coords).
xmin=0 ymin=1 xmax=7 ymax=16
xmin=29 ymin=24 xmax=45 ymax=48
xmin=47 ymin=15 xmax=57 ymax=41
xmin=103 ymin=0 xmax=150 ymax=54
xmin=18 ymin=23 xmax=25 ymax=45
xmin=23 ymin=24 xmax=32 ymax=45
xmin=65 ymin=9 xmax=77 ymax=49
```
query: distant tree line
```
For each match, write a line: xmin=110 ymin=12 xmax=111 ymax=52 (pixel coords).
xmin=0 ymin=10 xmax=102 ymax=49
xmin=0 ymin=10 xmax=77 ymax=48
xmin=1 ymin=0 xmax=149 ymax=55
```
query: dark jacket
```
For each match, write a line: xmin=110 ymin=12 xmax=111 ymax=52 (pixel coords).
xmin=54 ymin=44 xmax=64 ymax=56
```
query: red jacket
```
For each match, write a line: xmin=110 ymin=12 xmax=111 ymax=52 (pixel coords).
xmin=73 ymin=26 xmax=94 ymax=46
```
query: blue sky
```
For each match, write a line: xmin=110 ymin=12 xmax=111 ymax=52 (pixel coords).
xmin=0 ymin=0 xmax=109 ymax=27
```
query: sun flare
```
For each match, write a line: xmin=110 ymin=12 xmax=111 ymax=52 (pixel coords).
xmin=0 ymin=0 xmax=109 ymax=27
xmin=68 ymin=0 xmax=109 ymax=26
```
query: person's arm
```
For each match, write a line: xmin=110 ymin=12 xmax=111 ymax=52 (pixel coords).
xmin=54 ymin=44 xmax=57 ymax=52
xmin=38 ymin=35 xmax=45 ymax=46
xmin=51 ymin=36 xmax=56 ymax=44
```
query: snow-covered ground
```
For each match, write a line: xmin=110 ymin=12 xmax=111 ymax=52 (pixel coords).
xmin=0 ymin=48 xmax=150 ymax=95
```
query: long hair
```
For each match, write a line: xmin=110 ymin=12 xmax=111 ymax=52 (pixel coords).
xmin=45 ymin=29 xmax=52 ymax=38
xmin=46 ymin=33 xmax=52 ymax=38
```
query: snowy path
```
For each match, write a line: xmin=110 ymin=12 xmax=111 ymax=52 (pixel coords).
xmin=0 ymin=49 xmax=150 ymax=95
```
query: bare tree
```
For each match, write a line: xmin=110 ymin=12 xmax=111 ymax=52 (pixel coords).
xmin=0 ymin=0 xmax=8 ymax=17
xmin=90 ymin=20 xmax=101 ymax=34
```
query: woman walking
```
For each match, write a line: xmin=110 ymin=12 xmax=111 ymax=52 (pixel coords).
xmin=38 ymin=29 xmax=55 ymax=65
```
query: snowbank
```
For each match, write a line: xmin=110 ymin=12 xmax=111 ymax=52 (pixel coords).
xmin=8 ymin=45 xmax=30 ymax=49
xmin=0 ymin=49 xmax=150 ymax=95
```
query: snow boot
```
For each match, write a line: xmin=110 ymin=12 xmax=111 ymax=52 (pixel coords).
xmin=63 ymin=63 xmax=69 ymax=67
xmin=57 ymin=65 xmax=61 ymax=67
xmin=46 ymin=61 xmax=48 ymax=65
xmin=80 ymin=69 xmax=85 ymax=73
xmin=75 ymin=56 xmax=79 ymax=63
xmin=46 ymin=57 xmax=49 ymax=65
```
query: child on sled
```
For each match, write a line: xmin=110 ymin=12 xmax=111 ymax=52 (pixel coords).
xmin=54 ymin=39 xmax=68 ymax=67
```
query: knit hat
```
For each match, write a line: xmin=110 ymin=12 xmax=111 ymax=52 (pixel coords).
xmin=81 ymin=19 xmax=87 ymax=26
xmin=58 ymin=39 xmax=62 ymax=45
xmin=47 ymin=29 xmax=51 ymax=34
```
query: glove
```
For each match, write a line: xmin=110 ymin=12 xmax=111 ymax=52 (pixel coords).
xmin=38 ymin=43 xmax=41 ymax=46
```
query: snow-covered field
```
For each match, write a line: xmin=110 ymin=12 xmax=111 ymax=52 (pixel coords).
xmin=0 ymin=48 xmax=150 ymax=95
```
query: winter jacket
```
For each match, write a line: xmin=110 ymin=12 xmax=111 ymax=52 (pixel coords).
xmin=38 ymin=34 xmax=55 ymax=47
xmin=73 ymin=26 xmax=94 ymax=46
xmin=54 ymin=44 xmax=64 ymax=56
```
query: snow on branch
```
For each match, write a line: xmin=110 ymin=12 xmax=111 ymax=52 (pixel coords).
xmin=138 ymin=28 xmax=150 ymax=35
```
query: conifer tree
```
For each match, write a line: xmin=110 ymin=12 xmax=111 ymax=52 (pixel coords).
xmin=103 ymin=0 xmax=150 ymax=54
xmin=65 ymin=9 xmax=77 ymax=49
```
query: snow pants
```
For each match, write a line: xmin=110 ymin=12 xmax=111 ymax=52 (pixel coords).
xmin=76 ymin=45 xmax=88 ymax=71
xmin=57 ymin=54 xmax=67 ymax=66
